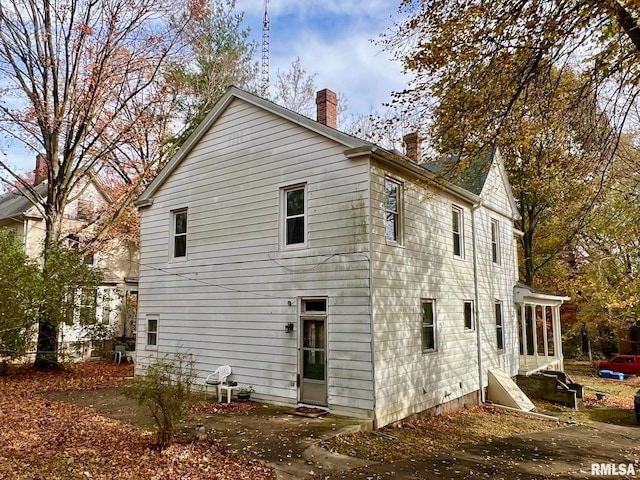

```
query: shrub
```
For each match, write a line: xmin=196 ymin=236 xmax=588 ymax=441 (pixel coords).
xmin=126 ymin=351 xmax=196 ymax=449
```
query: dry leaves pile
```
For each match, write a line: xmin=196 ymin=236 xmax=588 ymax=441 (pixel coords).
xmin=0 ymin=362 xmax=273 ymax=480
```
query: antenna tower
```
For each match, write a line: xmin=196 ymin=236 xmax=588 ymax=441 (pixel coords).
xmin=261 ymin=0 xmax=270 ymax=97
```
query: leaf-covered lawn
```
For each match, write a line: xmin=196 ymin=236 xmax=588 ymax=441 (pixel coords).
xmin=0 ymin=362 xmax=273 ymax=480
xmin=324 ymin=406 xmax=560 ymax=463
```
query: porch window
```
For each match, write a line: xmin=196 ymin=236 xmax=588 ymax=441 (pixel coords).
xmin=385 ymin=179 xmax=402 ymax=243
xmin=491 ymin=219 xmax=500 ymax=264
xmin=452 ymin=206 xmax=463 ymax=257
xmin=421 ymin=299 xmax=436 ymax=352
xmin=464 ymin=300 xmax=474 ymax=330
xmin=495 ymin=301 xmax=504 ymax=351
xmin=147 ymin=316 xmax=158 ymax=347
xmin=172 ymin=209 xmax=188 ymax=258
xmin=283 ymin=185 xmax=306 ymax=246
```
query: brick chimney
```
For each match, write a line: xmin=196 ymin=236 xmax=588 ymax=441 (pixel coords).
xmin=316 ymin=89 xmax=337 ymax=129
xmin=403 ymin=132 xmax=423 ymax=162
xmin=34 ymin=154 xmax=48 ymax=185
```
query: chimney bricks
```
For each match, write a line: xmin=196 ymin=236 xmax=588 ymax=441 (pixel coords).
xmin=403 ymin=132 xmax=423 ymax=162
xmin=34 ymin=154 xmax=48 ymax=185
xmin=316 ymin=89 xmax=338 ymax=129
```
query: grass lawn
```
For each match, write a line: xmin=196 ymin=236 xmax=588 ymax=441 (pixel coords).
xmin=0 ymin=362 xmax=273 ymax=480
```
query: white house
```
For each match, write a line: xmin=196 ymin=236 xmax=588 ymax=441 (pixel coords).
xmin=134 ymin=86 xmax=567 ymax=427
xmin=0 ymin=158 xmax=139 ymax=358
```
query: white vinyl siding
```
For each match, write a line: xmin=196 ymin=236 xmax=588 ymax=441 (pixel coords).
xmin=136 ymin=98 xmax=374 ymax=417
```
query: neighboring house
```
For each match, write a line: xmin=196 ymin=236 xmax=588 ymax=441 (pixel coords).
xmin=134 ymin=86 xmax=568 ymax=427
xmin=0 ymin=157 xmax=139 ymax=358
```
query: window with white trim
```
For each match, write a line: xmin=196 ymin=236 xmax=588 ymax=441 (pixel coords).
xmin=495 ymin=301 xmax=504 ymax=351
xmin=452 ymin=206 xmax=463 ymax=257
xmin=283 ymin=185 xmax=306 ymax=247
xmin=172 ymin=209 xmax=188 ymax=258
xmin=421 ymin=299 xmax=436 ymax=352
xmin=385 ymin=179 xmax=402 ymax=243
xmin=464 ymin=300 xmax=474 ymax=330
xmin=147 ymin=316 xmax=158 ymax=347
xmin=491 ymin=219 xmax=500 ymax=264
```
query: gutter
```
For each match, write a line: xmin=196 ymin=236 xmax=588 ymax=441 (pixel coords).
xmin=345 ymin=146 xmax=481 ymax=206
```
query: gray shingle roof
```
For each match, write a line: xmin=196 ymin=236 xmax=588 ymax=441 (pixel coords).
xmin=0 ymin=183 xmax=46 ymax=221
xmin=419 ymin=148 xmax=496 ymax=195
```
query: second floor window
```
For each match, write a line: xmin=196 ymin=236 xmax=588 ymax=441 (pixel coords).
xmin=452 ymin=206 xmax=463 ymax=257
xmin=284 ymin=185 xmax=305 ymax=246
xmin=385 ymin=179 xmax=401 ymax=242
xmin=464 ymin=300 xmax=474 ymax=330
xmin=491 ymin=219 xmax=500 ymax=264
xmin=172 ymin=209 xmax=187 ymax=258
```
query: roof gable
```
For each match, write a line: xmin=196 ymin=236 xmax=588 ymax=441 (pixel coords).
xmin=136 ymin=86 xmax=372 ymax=207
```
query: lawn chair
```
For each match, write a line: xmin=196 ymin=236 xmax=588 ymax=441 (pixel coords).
xmin=113 ymin=345 xmax=128 ymax=363
xmin=205 ymin=365 xmax=238 ymax=403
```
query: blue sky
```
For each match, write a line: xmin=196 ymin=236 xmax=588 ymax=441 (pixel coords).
xmin=4 ymin=1 xmax=408 ymax=176
xmin=237 ymin=0 xmax=408 ymax=114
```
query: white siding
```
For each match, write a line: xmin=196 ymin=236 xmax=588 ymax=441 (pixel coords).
xmin=136 ymin=98 xmax=374 ymax=416
xmin=370 ymin=155 xmax=519 ymax=427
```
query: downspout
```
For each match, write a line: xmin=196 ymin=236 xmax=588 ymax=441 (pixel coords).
xmin=471 ymin=202 xmax=484 ymax=403
xmin=367 ymin=156 xmax=377 ymax=429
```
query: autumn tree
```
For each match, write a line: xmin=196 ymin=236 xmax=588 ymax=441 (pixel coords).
xmin=0 ymin=0 xmax=199 ymax=367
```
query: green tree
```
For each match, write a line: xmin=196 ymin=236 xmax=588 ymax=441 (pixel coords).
xmin=0 ymin=228 xmax=40 ymax=360
xmin=169 ymin=0 xmax=257 ymax=144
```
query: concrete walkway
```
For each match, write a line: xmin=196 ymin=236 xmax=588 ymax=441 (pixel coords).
xmin=319 ymin=422 xmax=640 ymax=479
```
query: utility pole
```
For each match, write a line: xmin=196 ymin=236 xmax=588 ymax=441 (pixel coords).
xmin=261 ymin=0 xmax=270 ymax=97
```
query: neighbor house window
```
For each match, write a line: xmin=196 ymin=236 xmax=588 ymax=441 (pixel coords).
xmin=452 ymin=206 xmax=463 ymax=257
xmin=101 ymin=289 xmax=112 ymax=325
xmin=283 ymin=185 xmax=306 ymax=246
xmin=464 ymin=300 xmax=474 ymax=330
xmin=147 ymin=316 xmax=158 ymax=347
xmin=385 ymin=179 xmax=402 ymax=243
xmin=495 ymin=301 xmax=504 ymax=351
xmin=421 ymin=299 xmax=436 ymax=352
xmin=172 ymin=209 xmax=188 ymax=258
xmin=491 ymin=219 xmax=500 ymax=264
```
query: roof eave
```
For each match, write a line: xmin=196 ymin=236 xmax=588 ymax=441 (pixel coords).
xmin=346 ymin=146 xmax=481 ymax=204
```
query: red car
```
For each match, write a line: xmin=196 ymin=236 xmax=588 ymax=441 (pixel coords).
xmin=594 ymin=355 xmax=640 ymax=375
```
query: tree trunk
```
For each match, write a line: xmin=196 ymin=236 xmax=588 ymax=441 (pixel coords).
xmin=33 ymin=209 xmax=65 ymax=368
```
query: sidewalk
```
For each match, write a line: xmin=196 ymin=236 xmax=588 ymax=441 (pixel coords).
xmin=318 ymin=422 xmax=640 ymax=479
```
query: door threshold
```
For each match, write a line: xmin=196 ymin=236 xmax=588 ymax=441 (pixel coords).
xmin=293 ymin=404 xmax=329 ymax=418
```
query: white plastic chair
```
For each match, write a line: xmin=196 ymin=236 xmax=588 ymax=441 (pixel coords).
xmin=205 ymin=365 xmax=237 ymax=403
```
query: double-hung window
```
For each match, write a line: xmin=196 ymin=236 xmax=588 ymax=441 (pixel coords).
xmin=147 ymin=316 xmax=158 ymax=347
xmin=464 ymin=300 xmax=474 ymax=330
xmin=421 ymin=299 xmax=436 ymax=352
xmin=283 ymin=185 xmax=306 ymax=246
xmin=452 ymin=206 xmax=463 ymax=257
xmin=491 ymin=219 xmax=500 ymax=264
xmin=172 ymin=209 xmax=188 ymax=258
xmin=495 ymin=301 xmax=504 ymax=351
xmin=385 ymin=179 xmax=402 ymax=243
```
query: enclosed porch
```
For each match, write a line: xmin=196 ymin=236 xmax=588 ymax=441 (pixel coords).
xmin=514 ymin=283 xmax=570 ymax=375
